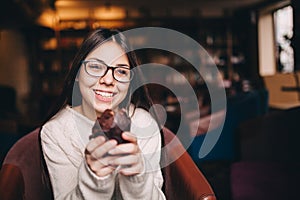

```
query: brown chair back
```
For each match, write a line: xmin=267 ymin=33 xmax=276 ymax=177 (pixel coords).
xmin=0 ymin=128 xmax=52 ymax=200
xmin=0 ymin=128 xmax=216 ymax=200
xmin=162 ymin=127 xmax=216 ymax=200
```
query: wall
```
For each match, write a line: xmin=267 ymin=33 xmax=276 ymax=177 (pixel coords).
xmin=258 ymin=13 xmax=277 ymax=76
xmin=0 ymin=30 xmax=30 ymax=115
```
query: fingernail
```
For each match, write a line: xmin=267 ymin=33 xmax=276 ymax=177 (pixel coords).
xmin=108 ymin=149 xmax=114 ymax=154
xmin=123 ymin=132 xmax=130 ymax=137
xmin=110 ymin=140 xmax=117 ymax=145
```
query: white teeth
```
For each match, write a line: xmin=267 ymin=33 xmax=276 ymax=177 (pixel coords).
xmin=95 ymin=90 xmax=113 ymax=97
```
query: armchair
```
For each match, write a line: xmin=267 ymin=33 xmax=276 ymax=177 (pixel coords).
xmin=0 ymin=128 xmax=216 ymax=200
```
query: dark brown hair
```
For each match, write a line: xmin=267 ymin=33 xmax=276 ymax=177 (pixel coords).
xmin=39 ymin=28 xmax=165 ymax=198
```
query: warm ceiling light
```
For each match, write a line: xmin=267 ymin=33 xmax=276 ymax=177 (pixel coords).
xmin=57 ymin=8 xmax=91 ymax=20
xmin=92 ymin=21 xmax=126 ymax=29
xmin=55 ymin=0 xmax=86 ymax=7
xmin=36 ymin=9 xmax=59 ymax=28
xmin=94 ymin=6 xmax=126 ymax=20
xmin=55 ymin=0 xmax=100 ymax=8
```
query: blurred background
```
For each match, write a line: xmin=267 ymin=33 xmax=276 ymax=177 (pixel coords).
xmin=0 ymin=0 xmax=299 ymax=199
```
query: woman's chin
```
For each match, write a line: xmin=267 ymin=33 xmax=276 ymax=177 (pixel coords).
xmin=94 ymin=104 xmax=113 ymax=115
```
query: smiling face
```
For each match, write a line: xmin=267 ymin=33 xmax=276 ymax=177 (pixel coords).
xmin=77 ymin=41 xmax=130 ymax=119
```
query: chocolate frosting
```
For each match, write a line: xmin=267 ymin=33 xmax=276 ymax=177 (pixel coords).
xmin=90 ymin=109 xmax=131 ymax=144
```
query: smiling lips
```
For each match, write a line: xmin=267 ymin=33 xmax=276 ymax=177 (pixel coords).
xmin=94 ymin=89 xmax=115 ymax=102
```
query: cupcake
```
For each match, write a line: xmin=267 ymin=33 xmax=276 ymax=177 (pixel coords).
xmin=90 ymin=109 xmax=131 ymax=144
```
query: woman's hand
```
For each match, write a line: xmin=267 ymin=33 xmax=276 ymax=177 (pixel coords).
xmin=85 ymin=136 xmax=118 ymax=177
xmin=108 ymin=132 xmax=144 ymax=176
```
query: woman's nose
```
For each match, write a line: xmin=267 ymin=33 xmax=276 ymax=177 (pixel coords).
xmin=99 ymin=69 xmax=114 ymax=85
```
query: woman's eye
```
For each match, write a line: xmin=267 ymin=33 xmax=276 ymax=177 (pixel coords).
xmin=116 ymin=68 xmax=129 ymax=76
xmin=89 ymin=63 xmax=104 ymax=70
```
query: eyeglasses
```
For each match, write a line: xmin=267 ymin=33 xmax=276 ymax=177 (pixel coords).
xmin=82 ymin=59 xmax=134 ymax=83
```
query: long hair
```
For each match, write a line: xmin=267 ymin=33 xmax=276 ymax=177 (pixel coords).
xmin=39 ymin=28 xmax=166 ymax=198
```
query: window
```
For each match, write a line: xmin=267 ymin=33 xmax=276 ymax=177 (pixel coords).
xmin=274 ymin=6 xmax=294 ymax=73
xmin=258 ymin=4 xmax=294 ymax=76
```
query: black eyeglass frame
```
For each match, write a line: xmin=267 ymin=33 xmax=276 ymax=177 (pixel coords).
xmin=81 ymin=59 xmax=134 ymax=83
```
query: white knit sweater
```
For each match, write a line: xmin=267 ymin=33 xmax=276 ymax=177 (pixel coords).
xmin=41 ymin=105 xmax=165 ymax=200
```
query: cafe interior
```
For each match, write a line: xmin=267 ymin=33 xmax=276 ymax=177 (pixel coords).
xmin=0 ymin=0 xmax=299 ymax=199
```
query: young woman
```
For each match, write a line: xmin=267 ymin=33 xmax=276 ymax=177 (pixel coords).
xmin=40 ymin=28 xmax=166 ymax=199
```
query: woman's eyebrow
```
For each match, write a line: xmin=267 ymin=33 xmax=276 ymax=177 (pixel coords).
xmin=115 ymin=63 xmax=130 ymax=67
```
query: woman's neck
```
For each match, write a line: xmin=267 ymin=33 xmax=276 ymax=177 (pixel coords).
xmin=73 ymin=105 xmax=97 ymax=121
